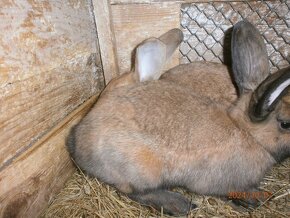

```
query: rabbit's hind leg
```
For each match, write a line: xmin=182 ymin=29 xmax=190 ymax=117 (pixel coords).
xmin=129 ymin=189 xmax=196 ymax=216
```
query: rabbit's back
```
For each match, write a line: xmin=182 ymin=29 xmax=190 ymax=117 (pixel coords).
xmin=162 ymin=62 xmax=237 ymax=106
xmin=85 ymin=79 xmax=232 ymax=149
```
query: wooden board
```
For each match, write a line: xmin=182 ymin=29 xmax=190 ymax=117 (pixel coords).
xmin=111 ymin=2 xmax=181 ymax=74
xmin=92 ymin=0 xmax=120 ymax=84
xmin=0 ymin=95 xmax=99 ymax=218
xmin=0 ymin=0 xmax=105 ymax=170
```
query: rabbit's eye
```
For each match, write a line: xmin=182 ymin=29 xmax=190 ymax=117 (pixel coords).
xmin=279 ymin=121 xmax=290 ymax=130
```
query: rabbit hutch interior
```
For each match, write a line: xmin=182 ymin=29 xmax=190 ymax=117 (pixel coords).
xmin=1 ymin=0 xmax=289 ymax=217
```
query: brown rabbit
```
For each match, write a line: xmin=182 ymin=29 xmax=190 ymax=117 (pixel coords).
xmin=67 ymin=21 xmax=290 ymax=216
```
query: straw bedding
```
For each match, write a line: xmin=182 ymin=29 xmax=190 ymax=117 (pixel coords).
xmin=43 ymin=158 xmax=289 ymax=218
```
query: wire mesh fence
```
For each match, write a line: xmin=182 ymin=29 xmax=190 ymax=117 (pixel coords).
xmin=180 ymin=0 xmax=290 ymax=73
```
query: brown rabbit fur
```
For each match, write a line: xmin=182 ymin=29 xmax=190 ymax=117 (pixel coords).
xmin=67 ymin=22 xmax=290 ymax=215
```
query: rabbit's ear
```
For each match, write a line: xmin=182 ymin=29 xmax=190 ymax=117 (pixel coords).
xmin=158 ymin=28 xmax=183 ymax=60
xmin=135 ymin=29 xmax=183 ymax=82
xmin=135 ymin=38 xmax=167 ymax=82
xmin=231 ymin=20 xmax=270 ymax=94
xmin=249 ymin=66 xmax=290 ymax=122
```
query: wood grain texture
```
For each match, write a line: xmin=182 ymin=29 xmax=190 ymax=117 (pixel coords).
xmin=92 ymin=0 xmax=120 ymax=83
xmin=0 ymin=95 xmax=99 ymax=218
xmin=111 ymin=2 xmax=181 ymax=75
xmin=0 ymin=0 xmax=105 ymax=169
xmin=111 ymin=0 xmax=248 ymax=4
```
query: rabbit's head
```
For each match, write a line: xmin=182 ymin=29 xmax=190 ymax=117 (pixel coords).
xmin=231 ymin=20 xmax=290 ymax=162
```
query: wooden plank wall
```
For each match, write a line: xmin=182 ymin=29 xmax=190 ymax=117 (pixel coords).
xmin=92 ymin=0 xmax=119 ymax=84
xmin=93 ymin=0 xmax=181 ymax=80
xmin=0 ymin=0 xmax=104 ymax=217
xmin=111 ymin=2 xmax=181 ymax=74
xmin=0 ymin=96 xmax=98 ymax=218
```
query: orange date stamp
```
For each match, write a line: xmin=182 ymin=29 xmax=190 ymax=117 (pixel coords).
xmin=228 ymin=191 xmax=272 ymax=200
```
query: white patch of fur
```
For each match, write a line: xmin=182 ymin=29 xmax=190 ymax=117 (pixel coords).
xmin=137 ymin=40 xmax=166 ymax=82
xmin=268 ymin=79 xmax=290 ymax=106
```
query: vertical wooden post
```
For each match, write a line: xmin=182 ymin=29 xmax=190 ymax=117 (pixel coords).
xmin=92 ymin=0 xmax=120 ymax=84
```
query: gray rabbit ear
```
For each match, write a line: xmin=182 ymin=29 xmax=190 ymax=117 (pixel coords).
xmin=135 ymin=38 xmax=167 ymax=82
xmin=158 ymin=28 xmax=183 ymax=60
xmin=135 ymin=29 xmax=183 ymax=83
xmin=231 ymin=20 xmax=270 ymax=94
xmin=249 ymin=66 xmax=290 ymax=122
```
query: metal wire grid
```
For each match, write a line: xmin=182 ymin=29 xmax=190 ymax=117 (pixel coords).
xmin=180 ymin=0 xmax=290 ymax=72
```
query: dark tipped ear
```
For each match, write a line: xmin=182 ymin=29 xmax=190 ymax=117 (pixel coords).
xmin=231 ymin=20 xmax=270 ymax=94
xmin=135 ymin=38 xmax=167 ymax=82
xmin=134 ymin=29 xmax=183 ymax=83
xmin=158 ymin=28 xmax=183 ymax=59
xmin=249 ymin=66 xmax=290 ymax=122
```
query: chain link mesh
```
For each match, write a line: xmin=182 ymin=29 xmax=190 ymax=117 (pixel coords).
xmin=180 ymin=0 xmax=290 ymax=73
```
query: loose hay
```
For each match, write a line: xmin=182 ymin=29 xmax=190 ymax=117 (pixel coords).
xmin=43 ymin=158 xmax=289 ymax=218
